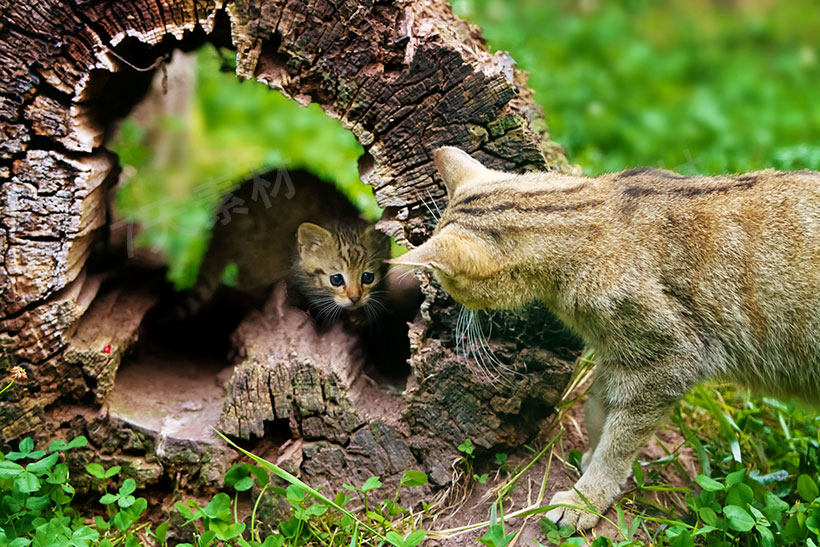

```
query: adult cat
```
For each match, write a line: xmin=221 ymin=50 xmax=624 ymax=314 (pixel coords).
xmin=392 ymin=146 xmax=820 ymax=529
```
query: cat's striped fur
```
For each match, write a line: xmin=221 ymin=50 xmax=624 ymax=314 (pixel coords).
xmin=295 ymin=218 xmax=390 ymax=323
xmin=393 ymin=147 xmax=820 ymax=530
xmin=178 ymin=169 xmax=389 ymax=322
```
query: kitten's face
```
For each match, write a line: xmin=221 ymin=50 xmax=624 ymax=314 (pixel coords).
xmin=391 ymin=147 xmax=538 ymax=311
xmin=297 ymin=221 xmax=390 ymax=315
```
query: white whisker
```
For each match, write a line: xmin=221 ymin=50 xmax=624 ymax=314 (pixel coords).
xmin=455 ymin=306 xmax=467 ymax=359
xmin=453 ymin=307 xmax=521 ymax=388
xmin=427 ymin=188 xmax=443 ymax=220
xmin=363 ymin=303 xmax=375 ymax=324
xmin=388 ymin=266 xmax=420 ymax=283
xmin=416 ymin=190 xmax=440 ymax=223
xmin=367 ymin=297 xmax=388 ymax=314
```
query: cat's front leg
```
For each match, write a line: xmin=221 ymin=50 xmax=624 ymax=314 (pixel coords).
xmin=580 ymin=379 xmax=607 ymax=472
xmin=546 ymin=367 xmax=693 ymax=530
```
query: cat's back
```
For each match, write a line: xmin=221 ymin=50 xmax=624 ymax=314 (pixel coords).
xmin=601 ymin=167 xmax=820 ymax=397
xmin=604 ymin=167 xmax=820 ymax=217
xmin=600 ymin=167 xmax=820 ymax=261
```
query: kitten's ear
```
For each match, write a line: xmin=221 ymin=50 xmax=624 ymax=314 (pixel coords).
xmin=434 ymin=146 xmax=489 ymax=198
xmin=366 ymin=225 xmax=391 ymax=256
xmin=298 ymin=222 xmax=332 ymax=251
xmin=389 ymin=233 xmax=495 ymax=278
xmin=365 ymin=224 xmax=388 ymax=243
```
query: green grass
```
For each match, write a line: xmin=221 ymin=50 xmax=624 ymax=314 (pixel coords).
xmin=452 ymin=0 xmax=820 ymax=176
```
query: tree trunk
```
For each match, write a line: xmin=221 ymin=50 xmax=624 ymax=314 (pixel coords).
xmin=0 ymin=0 xmax=580 ymax=517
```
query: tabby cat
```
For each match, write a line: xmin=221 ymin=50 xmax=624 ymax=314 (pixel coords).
xmin=179 ymin=169 xmax=390 ymax=322
xmin=392 ymin=146 xmax=820 ymax=530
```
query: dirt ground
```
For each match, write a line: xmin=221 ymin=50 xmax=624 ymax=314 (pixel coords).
xmin=426 ymin=393 xmax=697 ymax=546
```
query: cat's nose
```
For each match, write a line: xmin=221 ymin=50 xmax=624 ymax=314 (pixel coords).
xmin=348 ymin=288 xmax=361 ymax=303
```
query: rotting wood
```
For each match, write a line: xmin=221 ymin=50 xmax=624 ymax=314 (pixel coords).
xmin=0 ymin=0 xmax=580 ymax=518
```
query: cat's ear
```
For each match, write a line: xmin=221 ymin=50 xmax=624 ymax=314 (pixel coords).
xmin=389 ymin=242 xmax=438 ymax=270
xmin=362 ymin=224 xmax=391 ymax=258
xmin=369 ymin=226 xmax=392 ymax=253
xmin=389 ymin=233 xmax=495 ymax=278
xmin=298 ymin=222 xmax=332 ymax=251
xmin=364 ymin=224 xmax=388 ymax=243
xmin=434 ymin=146 xmax=489 ymax=198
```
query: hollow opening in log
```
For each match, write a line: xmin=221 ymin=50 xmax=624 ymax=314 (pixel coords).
xmin=93 ymin=41 xmax=422 ymax=450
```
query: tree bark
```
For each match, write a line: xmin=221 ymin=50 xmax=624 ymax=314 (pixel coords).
xmin=0 ymin=0 xmax=580 ymax=515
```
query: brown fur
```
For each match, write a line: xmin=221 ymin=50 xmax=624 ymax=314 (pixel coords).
xmin=183 ymin=169 xmax=389 ymax=321
xmin=295 ymin=219 xmax=390 ymax=321
xmin=393 ymin=147 xmax=820 ymax=529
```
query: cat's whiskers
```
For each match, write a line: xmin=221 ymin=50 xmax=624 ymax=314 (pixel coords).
xmin=465 ymin=310 xmax=500 ymax=384
xmin=458 ymin=308 xmax=518 ymax=387
xmin=478 ymin=313 xmax=513 ymax=371
xmin=460 ymin=308 xmax=485 ymax=380
xmin=462 ymin=309 xmax=479 ymax=371
xmin=387 ymin=264 xmax=422 ymax=284
xmin=331 ymin=304 xmax=344 ymax=324
xmin=455 ymin=306 xmax=468 ymax=359
xmin=363 ymin=302 xmax=376 ymax=324
xmin=427 ymin=188 xmax=443 ymax=220
xmin=311 ymin=295 xmax=342 ymax=322
xmin=415 ymin=190 xmax=443 ymax=232
xmin=365 ymin=295 xmax=388 ymax=315
xmin=417 ymin=190 xmax=441 ymax=223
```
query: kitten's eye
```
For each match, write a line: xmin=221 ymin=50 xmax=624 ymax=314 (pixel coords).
xmin=361 ymin=272 xmax=375 ymax=285
xmin=329 ymin=273 xmax=345 ymax=287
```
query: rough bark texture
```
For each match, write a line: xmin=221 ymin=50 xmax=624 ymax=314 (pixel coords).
xmin=0 ymin=0 xmax=580 ymax=522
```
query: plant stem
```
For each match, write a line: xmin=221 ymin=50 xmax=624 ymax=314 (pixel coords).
xmin=251 ymin=483 xmax=269 ymax=542
xmin=0 ymin=378 xmax=14 ymax=396
xmin=234 ymin=491 xmax=239 ymax=524
xmin=496 ymin=429 xmax=564 ymax=501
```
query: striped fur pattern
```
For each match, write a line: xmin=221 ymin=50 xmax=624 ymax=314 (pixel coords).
xmin=295 ymin=219 xmax=390 ymax=323
xmin=393 ymin=147 xmax=820 ymax=530
xmin=177 ymin=169 xmax=389 ymax=323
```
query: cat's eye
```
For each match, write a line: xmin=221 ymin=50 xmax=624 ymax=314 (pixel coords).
xmin=361 ymin=272 xmax=375 ymax=285
xmin=329 ymin=273 xmax=345 ymax=287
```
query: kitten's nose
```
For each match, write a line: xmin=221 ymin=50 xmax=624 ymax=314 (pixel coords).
xmin=348 ymin=288 xmax=361 ymax=303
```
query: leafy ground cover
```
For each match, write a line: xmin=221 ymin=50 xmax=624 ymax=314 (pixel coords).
xmin=2 ymin=355 xmax=820 ymax=545
xmin=453 ymin=0 xmax=820 ymax=176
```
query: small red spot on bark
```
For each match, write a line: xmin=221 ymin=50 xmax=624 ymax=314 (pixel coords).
xmin=103 ymin=344 xmax=111 ymax=354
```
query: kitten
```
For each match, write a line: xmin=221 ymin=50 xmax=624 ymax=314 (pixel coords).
xmin=177 ymin=169 xmax=389 ymax=322
xmin=392 ymin=146 xmax=820 ymax=530
xmin=294 ymin=219 xmax=391 ymax=324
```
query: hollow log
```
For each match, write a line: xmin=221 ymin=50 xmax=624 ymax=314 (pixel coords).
xmin=0 ymin=0 xmax=581 ymax=525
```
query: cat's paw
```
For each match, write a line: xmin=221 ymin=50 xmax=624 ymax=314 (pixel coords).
xmin=545 ymin=489 xmax=602 ymax=531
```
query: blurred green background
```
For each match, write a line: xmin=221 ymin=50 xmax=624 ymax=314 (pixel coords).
xmin=112 ymin=46 xmax=370 ymax=287
xmin=112 ymin=0 xmax=820 ymax=288
xmin=453 ymin=0 xmax=820 ymax=175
